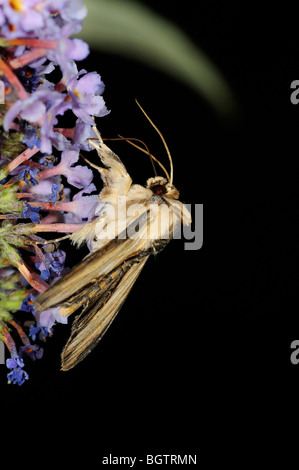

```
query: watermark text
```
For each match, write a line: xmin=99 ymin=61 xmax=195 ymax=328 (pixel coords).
xmin=92 ymin=199 xmax=202 ymax=250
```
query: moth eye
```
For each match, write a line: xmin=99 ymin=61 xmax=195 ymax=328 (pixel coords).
xmin=151 ymin=184 xmax=166 ymax=195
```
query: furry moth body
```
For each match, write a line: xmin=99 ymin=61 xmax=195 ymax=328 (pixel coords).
xmin=35 ymin=132 xmax=191 ymax=371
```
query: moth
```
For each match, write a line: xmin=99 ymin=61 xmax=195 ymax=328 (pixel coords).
xmin=35 ymin=102 xmax=192 ymax=371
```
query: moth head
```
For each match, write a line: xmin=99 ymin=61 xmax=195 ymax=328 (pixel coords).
xmin=146 ymin=176 xmax=180 ymax=199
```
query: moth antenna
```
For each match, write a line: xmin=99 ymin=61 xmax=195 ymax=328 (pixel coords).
xmin=120 ymin=136 xmax=169 ymax=181
xmin=135 ymin=99 xmax=174 ymax=185
xmin=103 ymin=136 xmax=157 ymax=176
xmin=104 ymin=136 xmax=150 ymax=155
xmin=116 ymin=136 xmax=157 ymax=177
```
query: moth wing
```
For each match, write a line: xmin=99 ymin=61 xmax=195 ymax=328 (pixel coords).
xmin=91 ymin=137 xmax=132 ymax=203
xmin=61 ymin=256 xmax=148 ymax=371
xmin=35 ymin=209 xmax=151 ymax=313
xmin=69 ymin=140 xmax=134 ymax=249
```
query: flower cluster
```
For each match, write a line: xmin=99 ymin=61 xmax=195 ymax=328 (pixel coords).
xmin=0 ymin=0 xmax=107 ymax=384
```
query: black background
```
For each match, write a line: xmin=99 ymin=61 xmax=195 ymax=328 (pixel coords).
xmin=2 ymin=2 xmax=299 ymax=466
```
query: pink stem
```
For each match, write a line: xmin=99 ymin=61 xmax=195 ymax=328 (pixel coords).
xmin=17 ymin=192 xmax=42 ymax=199
xmin=54 ymin=82 xmax=67 ymax=93
xmin=9 ymin=48 xmax=48 ymax=69
xmin=38 ymin=165 xmax=61 ymax=181
xmin=54 ymin=127 xmax=75 ymax=139
xmin=9 ymin=320 xmax=31 ymax=346
xmin=32 ymin=223 xmax=83 ymax=233
xmin=6 ymin=146 xmax=40 ymax=173
xmin=8 ymin=38 xmax=57 ymax=50
xmin=29 ymin=201 xmax=79 ymax=213
xmin=0 ymin=57 xmax=28 ymax=100
xmin=1 ymin=327 xmax=18 ymax=357
xmin=22 ymin=160 xmax=47 ymax=170
xmin=16 ymin=262 xmax=48 ymax=293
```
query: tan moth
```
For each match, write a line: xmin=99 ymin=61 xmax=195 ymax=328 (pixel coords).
xmin=35 ymin=102 xmax=192 ymax=370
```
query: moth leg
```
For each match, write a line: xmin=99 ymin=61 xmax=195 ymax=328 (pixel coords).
xmin=80 ymin=150 xmax=109 ymax=178
xmin=92 ymin=124 xmax=102 ymax=143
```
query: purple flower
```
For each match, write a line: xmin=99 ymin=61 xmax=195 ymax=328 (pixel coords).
xmin=0 ymin=0 xmax=109 ymax=385
xmin=55 ymin=149 xmax=93 ymax=188
xmin=22 ymin=202 xmax=41 ymax=223
xmin=29 ymin=307 xmax=67 ymax=342
xmin=6 ymin=355 xmax=29 ymax=386
xmin=39 ymin=307 xmax=68 ymax=330
xmin=35 ymin=249 xmax=66 ymax=281
xmin=0 ymin=0 xmax=45 ymax=38
xmin=67 ymin=69 xmax=109 ymax=124
xmin=60 ymin=0 xmax=87 ymax=22
xmin=38 ymin=93 xmax=72 ymax=154
xmin=20 ymin=122 xmax=40 ymax=149
xmin=0 ymin=6 xmax=5 ymax=26
xmin=72 ymin=120 xmax=95 ymax=151
xmin=40 ymin=267 xmax=50 ymax=281
xmin=2 ymin=38 xmax=107 ymax=156
xmin=49 ymin=250 xmax=66 ymax=276
xmin=50 ymin=183 xmax=65 ymax=204
xmin=4 ymin=89 xmax=46 ymax=126
xmin=47 ymin=36 xmax=89 ymax=75
xmin=63 ymin=183 xmax=98 ymax=222
xmin=44 ymin=1 xmax=87 ymax=40
xmin=4 ymin=88 xmax=72 ymax=154
xmin=38 ymin=155 xmax=57 ymax=167
xmin=4 ymin=91 xmax=47 ymax=130
xmin=21 ymin=292 xmax=37 ymax=313
xmin=0 ymin=0 xmax=87 ymax=40
xmin=18 ymin=66 xmax=40 ymax=93
xmin=32 ymin=58 xmax=55 ymax=75
xmin=29 ymin=325 xmax=50 ymax=342
xmin=19 ymin=168 xmax=39 ymax=186
xmin=29 ymin=177 xmax=60 ymax=197
xmin=19 ymin=344 xmax=43 ymax=361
